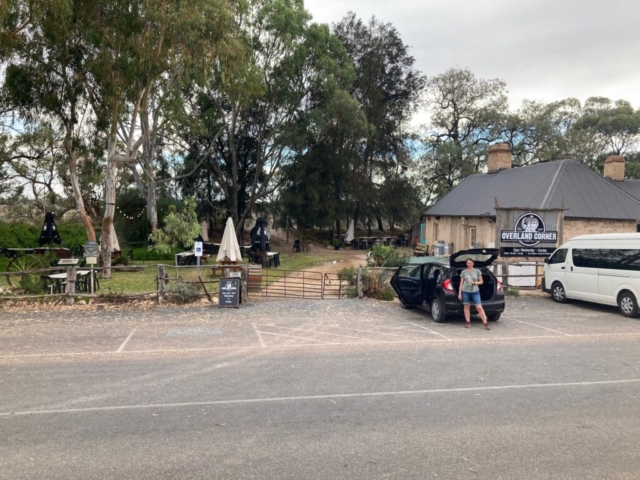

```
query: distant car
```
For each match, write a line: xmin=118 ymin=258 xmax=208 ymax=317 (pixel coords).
xmin=390 ymin=249 xmax=505 ymax=323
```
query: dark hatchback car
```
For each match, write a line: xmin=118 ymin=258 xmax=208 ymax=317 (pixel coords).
xmin=390 ymin=249 xmax=505 ymax=323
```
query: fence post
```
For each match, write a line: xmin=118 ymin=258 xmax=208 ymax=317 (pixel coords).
xmin=158 ymin=264 xmax=166 ymax=304
xmin=357 ymin=267 xmax=363 ymax=299
xmin=242 ymin=265 xmax=248 ymax=303
xmin=66 ymin=266 xmax=77 ymax=305
xmin=503 ymin=262 xmax=509 ymax=291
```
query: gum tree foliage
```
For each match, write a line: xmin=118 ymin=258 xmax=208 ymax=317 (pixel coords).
xmin=3 ymin=1 xmax=104 ymax=242
xmin=77 ymin=0 xmax=236 ymax=277
xmin=148 ymin=197 xmax=200 ymax=255
xmin=181 ymin=0 xmax=356 ymax=238
xmin=333 ymin=13 xmax=425 ymax=231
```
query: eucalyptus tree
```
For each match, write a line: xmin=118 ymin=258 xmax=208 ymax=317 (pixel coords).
xmin=3 ymin=1 xmax=102 ymax=241
xmin=79 ymin=0 xmax=236 ymax=275
xmin=184 ymin=0 xmax=356 ymax=237
xmin=333 ymin=13 xmax=425 ymax=228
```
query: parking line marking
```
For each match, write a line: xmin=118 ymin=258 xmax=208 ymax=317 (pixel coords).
xmin=403 ymin=320 xmax=451 ymax=340
xmin=316 ymin=324 xmax=422 ymax=339
xmin=4 ymin=332 xmax=640 ymax=360
xmin=257 ymin=330 xmax=338 ymax=345
xmin=265 ymin=325 xmax=374 ymax=341
xmin=252 ymin=324 xmax=266 ymax=348
xmin=3 ymin=379 xmax=638 ymax=417
xmin=116 ymin=327 xmax=138 ymax=353
xmin=511 ymin=319 xmax=572 ymax=337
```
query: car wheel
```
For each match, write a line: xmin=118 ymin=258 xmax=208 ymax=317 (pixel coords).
xmin=431 ymin=298 xmax=447 ymax=323
xmin=487 ymin=312 xmax=501 ymax=322
xmin=551 ymin=282 xmax=567 ymax=303
xmin=400 ymin=301 xmax=413 ymax=310
xmin=617 ymin=291 xmax=638 ymax=318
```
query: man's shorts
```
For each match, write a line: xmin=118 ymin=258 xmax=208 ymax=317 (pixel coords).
xmin=462 ymin=291 xmax=481 ymax=306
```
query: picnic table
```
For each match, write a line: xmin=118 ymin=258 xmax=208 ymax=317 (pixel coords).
xmin=44 ymin=269 xmax=98 ymax=294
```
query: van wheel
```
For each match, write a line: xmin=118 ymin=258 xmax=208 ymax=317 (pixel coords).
xmin=431 ymin=299 xmax=447 ymax=323
xmin=487 ymin=312 xmax=501 ymax=322
xmin=617 ymin=291 xmax=638 ymax=318
xmin=551 ymin=282 xmax=567 ymax=303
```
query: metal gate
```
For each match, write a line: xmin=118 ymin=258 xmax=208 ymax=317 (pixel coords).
xmin=247 ymin=268 xmax=354 ymax=299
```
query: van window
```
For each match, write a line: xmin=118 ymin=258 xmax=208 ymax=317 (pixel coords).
xmin=572 ymin=249 xmax=600 ymax=268
xmin=548 ymin=249 xmax=568 ymax=264
xmin=608 ymin=250 xmax=640 ymax=271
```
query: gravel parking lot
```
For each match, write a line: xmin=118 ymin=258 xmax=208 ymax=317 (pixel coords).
xmin=1 ymin=296 xmax=640 ymax=479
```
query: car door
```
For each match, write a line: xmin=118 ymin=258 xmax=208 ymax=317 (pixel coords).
xmin=390 ymin=264 xmax=424 ymax=305
xmin=565 ymin=247 xmax=601 ymax=302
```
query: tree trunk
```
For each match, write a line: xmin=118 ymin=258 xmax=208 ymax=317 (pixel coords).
xmin=376 ymin=215 xmax=384 ymax=232
xmin=336 ymin=218 xmax=341 ymax=238
xmin=352 ymin=202 xmax=360 ymax=227
xmin=367 ymin=217 xmax=372 ymax=236
xmin=146 ymin=176 xmax=158 ymax=232
xmin=100 ymin=155 xmax=117 ymax=279
xmin=64 ymin=131 xmax=96 ymax=243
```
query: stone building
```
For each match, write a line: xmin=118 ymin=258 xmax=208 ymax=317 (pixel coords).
xmin=422 ymin=145 xmax=640 ymax=257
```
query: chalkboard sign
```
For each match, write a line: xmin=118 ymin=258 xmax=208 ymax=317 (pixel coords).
xmin=219 ymin=277 xmax=241 ymax=308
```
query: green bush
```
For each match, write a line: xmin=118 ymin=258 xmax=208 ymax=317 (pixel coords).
xmin=128 ymin=247 xmax=175 ymax=262
xmin=337 ymin=266 xmax=356 ymax=286
xmin=368 ymin=245 xmax=409 ymax=268
xmin=113 ymin=256 xmax=130 ymax=266
xmin=168 ymin=280 xmax=200 ymax=304
xmin=0 ymin=221 xmax=89 ymax=249
xmin=19 ymin=275 xmax=43 ymax=295
xmin=376 ymin=287 xmax=395 ymax=301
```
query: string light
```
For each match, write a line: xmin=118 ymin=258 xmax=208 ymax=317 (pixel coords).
xmin=115 ymin=204 xmax=146 ymax=220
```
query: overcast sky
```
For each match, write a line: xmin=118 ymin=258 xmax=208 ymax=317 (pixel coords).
xmin=305 ymin=0 xmax=640 ymax=124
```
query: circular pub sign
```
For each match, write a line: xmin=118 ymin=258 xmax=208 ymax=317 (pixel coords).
xmin=501 ymin=212 xmax=558 ymax=247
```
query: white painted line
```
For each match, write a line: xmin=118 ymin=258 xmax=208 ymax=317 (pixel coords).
xmin=4 ymin=332 xmax=640 ymax=360
xmin=3 ymin=379 xmax=638 ymax=417
xmin=257 ymin=330 xmax=338 ymax=345
xmin=116 ymin=327 xmax=138 ymax=353
xmin=266 ymin=325 xmax=369 ymax=341
xmin=403 ymin=320 xmax=451 ymax=340
xmin=317 ymin=324 xmax=420 ymax=339
xmin=252 ymin=323 xmax=266 ymax=348
xmin=511 ymin=319 xmax=572 ymax=337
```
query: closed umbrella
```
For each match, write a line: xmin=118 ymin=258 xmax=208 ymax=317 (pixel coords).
xmin=217 ymin=217 xmax=242 ymax=262
xmin=39 ymin=212 xmax=62 ymax=246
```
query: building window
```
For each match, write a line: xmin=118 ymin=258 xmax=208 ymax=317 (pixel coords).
xmin=433 ymin=224 xmax=439 ymax=242
xmin=470 ymin=226 xmax=477 ymax=247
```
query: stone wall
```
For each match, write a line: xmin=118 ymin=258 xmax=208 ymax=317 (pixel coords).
xmin=563 ymin=218 xmax=636 ymax=241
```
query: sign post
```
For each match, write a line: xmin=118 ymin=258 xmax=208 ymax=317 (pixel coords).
xmin=495 ymin=202 xmax=565 ymax=259
xmin=219 ymin=277 xmax=241 ymax=308
xmin=83 ymin=241 xmax=99 ymax=294
xmin=194 ymin=241 xmax=203 ymax=276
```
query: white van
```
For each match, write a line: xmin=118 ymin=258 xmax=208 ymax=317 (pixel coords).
xmin=543 ymin=233 xmax=640 ymax=317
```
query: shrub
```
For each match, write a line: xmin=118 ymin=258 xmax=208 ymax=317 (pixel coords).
xmin=361 ymin=271 xmax=396 ymax=301
xmin=168 ymin=280 xmax=200 ymax=304
xmin=337 ymin=266 xmax=356 ymax=286
xmin=19 ymin=275 xmax=42 ymax=295
xmin=113 ymin=256 xmax=130 ymax=266
xmin=368 ymin=245 xmax=409 ymax=268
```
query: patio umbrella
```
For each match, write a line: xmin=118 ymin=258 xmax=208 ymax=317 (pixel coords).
xmin=39 ymin=212 xmax=62 ymax=246
xmin=250 ymin=217 xmax=270 ymax=252
xmin=217 ymin=217 xmax=242 ymax=262
xmin=345 ymin=219 xmax=355 ymax=243
xmin=200 ymin=221 xmax=209 ymax=242
xmin=99 ymin=223 xmax=121 ymax=253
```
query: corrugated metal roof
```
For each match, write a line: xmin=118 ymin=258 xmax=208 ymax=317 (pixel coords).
xmin=425 ymin=160 xmax=640 ymax=221
xmin=611 ymin=179 xmax=640 ymax=202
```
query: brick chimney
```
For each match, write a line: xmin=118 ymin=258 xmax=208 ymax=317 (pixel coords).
xmin=603 ymin=156 xmax=625 ymax=182
xmin=487 ymin=143 xmax=512 ymax=174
